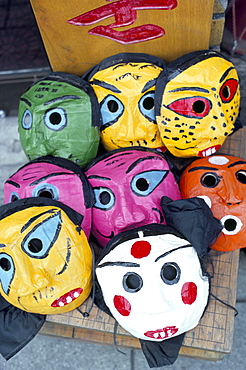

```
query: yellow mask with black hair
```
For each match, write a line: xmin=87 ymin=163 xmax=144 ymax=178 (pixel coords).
xmin=0 ymin=199 xmax=92 ymax=314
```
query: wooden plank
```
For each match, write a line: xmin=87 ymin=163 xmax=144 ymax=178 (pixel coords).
xmin=30 ymin=0 xmax=215 ymax=75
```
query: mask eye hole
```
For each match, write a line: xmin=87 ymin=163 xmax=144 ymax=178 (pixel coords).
xmin=0 ymin=257 xmax=11 ymax=271
xmin=220 ymin=79 xmax=239 ymax=103
xmin=28 ymin=238 xmax=43 ymax=254
xmin=136 ymin=178 xmax=149 ymax=192
xmin=9 ymin=192 xmax=20 ymax=202
xmin=161 ymin=262 xmax=180 ymax=285
xmin=107 ymin=100 xmax=119 ymax=113
xmin=123 ymin=272 xmax=143 ymax=293
xmin=201 ymin=172 xmax=220 ymax=188
xmin=236 ymin=170 xmax=246 ymax=184
xmin=38 ymin=190 xmax=53 ymax=199
xmin=192 ymin=100 xmax=205 ymax=114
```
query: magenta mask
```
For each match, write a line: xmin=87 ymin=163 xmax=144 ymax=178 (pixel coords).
xmin=85 ymin=147 xmax=181 ymax=247
xmin=4 ymin=156 xmax=94 ymax=238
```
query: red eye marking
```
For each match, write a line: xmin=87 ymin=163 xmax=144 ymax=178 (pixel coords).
xmin=131 ymin=240 xmax=151 ymax=258
xmin=181 ymin=282 xmax=197 ymax=304
xmin=167 ymin=97 xmax=211 ymax=118
xmin=114 ymin=295 xmax=131 ymax=316
xmin=220 ymin=79 xmax=239 ymax=103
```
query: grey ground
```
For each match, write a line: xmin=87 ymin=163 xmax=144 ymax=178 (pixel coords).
xmin=0 ymin=51 xmax=246 ymax=370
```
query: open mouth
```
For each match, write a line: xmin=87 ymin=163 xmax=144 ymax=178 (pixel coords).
xmin=51 ymin=287 xmax=83 ymax=307
xmin=198 ymin=145 xmax=221 ymax=157
xmin=144 ymin=326 xmax=178 ymax=339
xmin=221 ymin=215 xmax=243 ymax=235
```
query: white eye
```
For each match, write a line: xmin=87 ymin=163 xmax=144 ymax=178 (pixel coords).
xmin=131 ymin=170 xmax=168 ymax=196
xmin=22 ymin=109 xmax=33 ymax=129
xmin=32 ymin=183 xmax=59 ymax=200
xmin=44 ymin=107 xmax=67 ymax=131
xmin=100 ymin=95 xmax=124 ymax=128
xmin=138 ymin=91 xmax=155 ymax=122
xmin=221 ymin=215 xmax=243 ymax=235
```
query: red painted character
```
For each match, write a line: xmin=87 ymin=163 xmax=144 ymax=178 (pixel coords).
xmin=68 ymin=0 xmax=178 ymax=44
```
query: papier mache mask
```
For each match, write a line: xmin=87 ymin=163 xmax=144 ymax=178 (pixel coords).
xmin=155 ymin=50 xmax=241 ymax=158
xmin=4 ymin=156 xmax=94 ymax=238
xmin=180 ymin=154 xmax=246 ymax=252
xmin=0 ymin=198 xmax=93 ymax=314
xmin=85 ymin=147 xmax=181 ymax=247
xmin=18 ymin=72 xmax=101 ymax=168
xmin=95 ymin=197 xmax=222 ymax=368
xmin=83 ymin=53 xmax=166 ymax=152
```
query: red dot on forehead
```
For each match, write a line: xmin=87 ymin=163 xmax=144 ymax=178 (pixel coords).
xmin=131 ymin=240 xmax=151 ymax=259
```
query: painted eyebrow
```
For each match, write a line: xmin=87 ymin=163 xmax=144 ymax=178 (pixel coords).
xmin=0 ymin=244 xmax=6 ymax=248
xmin=141 ymin=78 xmax=157 ymax=93
xmin=126 ymin=156 xmax=163 ymax=174
xmin=188 ymin=166 xmax=219 ymax=173
xmin=20 ymin=97 xmax=32 ymax=107
xmin=21 ymin=209 xmax=57 ymax=233
xmin=29 ymin=172 xmax=74 ymax=186
xmin=90 ymin=79 xmax=121 ymax=93
xmin=86 ymin=175 xmax=111 ymax=181
xmin=97 ymin=261 xmax=140 ymax=268
xmin=227 ymin=160 xmax=246 ymax=168
xmin=44 ymin=95 xmax=81 ymax=105
xmin=5 ymin=180 xmax=20 ymax=188
xmin=168 ymin=87 xmax=210 ymax=94
xmin=155 ymin=244 xmax=192 ymax=262
xmin=219 ymin=66 xmax=235 ymax=83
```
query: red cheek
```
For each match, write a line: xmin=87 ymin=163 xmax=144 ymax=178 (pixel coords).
xmin=113 ymin=295 xmax=131 ymax=316
xmin=181 ymin=282 xmax=197 ymax=305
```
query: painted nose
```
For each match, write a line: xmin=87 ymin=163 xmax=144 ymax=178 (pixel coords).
xmin=114 ymin=202 xmax=147 ymax=231
xmin=217 ymin=176 xmax=244 ymax=205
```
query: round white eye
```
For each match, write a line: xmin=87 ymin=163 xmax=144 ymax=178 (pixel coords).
xmin=44 ymin=107 xmax=67 ymax=131
xmin=197 ymin=195 xmax=212 ymax=208
xmin=220 ymin=215 xmax=243 ymax=235
xmin=22 ymin=109 xmax=33 ymax=129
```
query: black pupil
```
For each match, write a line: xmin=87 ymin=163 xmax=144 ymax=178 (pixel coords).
xmin=38 ymin=190 xmax=53 ymax=199
xmin=107 ymin=100 xmax=119 ymax=113
xmin=0 ymin=257 xmax=11 ymax=271
xmin=28 ymin=238 xmax=43 ymax=253
xmin=11 ymin=194 xmax=19 ymax=202
xmin=224 ymin=218 xmax=237 ymax=231
xmin=50 ymin=112 xmax=62 ymax=125
xmin=125 ymin=274 xmax=141 ymax=290
xmin=222 ymin=85 xmax=230 ymax=99
xmin=143 ymin=96 xmax=154 ymax=110
xmin=136 ymin=178 xmax=149 ymax=191
xmin=202 ymin=174 xmax=217 ymax=187
xmin=99 ymin=191 xmax=111 ymax=205
xmin=236 ymin=171 xmax=246 ymax=184
xmin=162 ymin=264 xmax=177 ymax=281
xmin=193 ymin=100 xmax=205 ymax=113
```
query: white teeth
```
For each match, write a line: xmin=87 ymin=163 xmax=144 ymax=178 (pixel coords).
xmin=58 ymin=301 xmax=64 ymax=307
xmin=66 ymin=296 xmax=72 ymax=304
xmin=211 ymin=147 xmax=216 ymax=154
xmin=74 ymin=292 xmax=79 ymax=298
xmin=160 ymin=332 xmax=165 ymax=338
xmin=153 ymin=333 xmax=159 ymax=339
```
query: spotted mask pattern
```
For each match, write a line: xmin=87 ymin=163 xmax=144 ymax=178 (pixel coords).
xmin=180 ymin=155 xmax=246 ymax=252
xmin=0 ymin=199 xmax=93 ymax=314
xmin=87 ymin=55 xmax=165 ymax=151
xmin=156 ymin=51 xmax=241 ymax=157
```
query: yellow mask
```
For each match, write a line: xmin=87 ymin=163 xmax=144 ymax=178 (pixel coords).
xmin=87 ymin=53 xmax=165 ymax=151
xmin=156 ymin=51 xmax=241 ymax=157
xmin=0 ymin=199 xmax=92 ymax=314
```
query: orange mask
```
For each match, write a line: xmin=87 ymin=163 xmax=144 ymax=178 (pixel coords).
xmin=180 ymin=155 xmax=246 ymax=252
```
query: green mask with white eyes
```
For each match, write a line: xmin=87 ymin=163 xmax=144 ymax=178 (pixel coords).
xmin=18 ymin=72 xmax=100 ymax=168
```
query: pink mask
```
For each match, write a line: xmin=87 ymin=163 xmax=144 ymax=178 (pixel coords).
xmin=85 ymin=147 xmax=181 ymax=247
xmin=4 ymin=156 xmax=94 ymax=238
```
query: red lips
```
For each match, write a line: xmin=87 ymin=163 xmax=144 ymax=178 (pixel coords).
xmin=144 ymin=326 xmax=178 ymax=339
xmin=51 ymin=287 xmax=83 ymax=308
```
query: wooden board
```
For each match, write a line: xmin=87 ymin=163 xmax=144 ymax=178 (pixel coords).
xmin=30 ymin=0 xmax=215 ymax=76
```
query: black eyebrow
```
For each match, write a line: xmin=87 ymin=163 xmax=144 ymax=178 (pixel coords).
xmin=97 ymin=261 xmax=140 ymax=268
xmin=155 ymin=244 xmax=192 ymax=262
xmin=29 ymin=172 xmax=74 ymax=186
xmin=20 ymin=97 xmax=32 ymax=107
xmin=21 ymin=209 xmax=57 ymax=233
xmin=44 ymin=95 xmax=81 ymax=105
xmin=141 ymin=78 xmax=157 ymax=93
xmin=219 ymin=67 xmax=235 ymax=83
xmin=90 ymin=79 xmax=121 ymax=93
xmin=5 ymin=180 xmax=20 ymax=188
xmin=188 ymin=166 xmax=219 ymax=173
xmin=126 ymin=156 xmax=163 ymax=174
xmin=86 ymin=175 xmax=111 ymax=181
xmin=168 ymin=87 xmax=210 ymax=94
xmin=227 ymin=160 xmax=246 ymax=168
xmin=0 ymin=244 xmax=6 ymax=248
